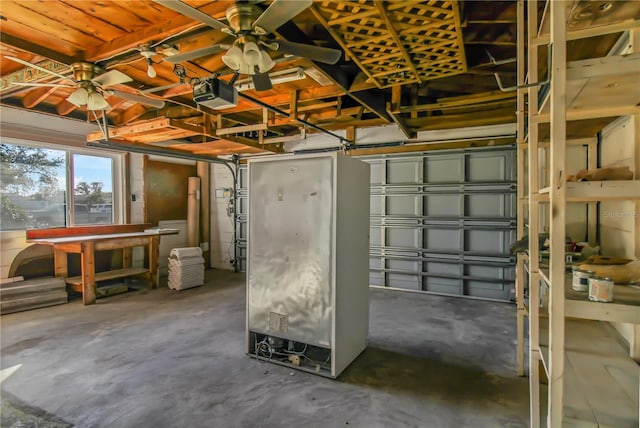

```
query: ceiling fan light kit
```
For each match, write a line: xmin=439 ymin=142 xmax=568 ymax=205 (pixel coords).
xmin=87 ymin=90 xmax=111 ymax=111
xmin=222 ymin=38 xmax=275 ymax=75
xmin=67 ymin=87 xmax=89 ymax=107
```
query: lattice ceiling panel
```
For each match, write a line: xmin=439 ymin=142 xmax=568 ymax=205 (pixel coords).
xmin=311 ymin=0 xmax=467 ymax=88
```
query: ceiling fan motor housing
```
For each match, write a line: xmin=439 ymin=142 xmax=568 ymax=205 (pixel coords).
xmin=226 ymin=3 xmax=263 ymax=34
xmin=71 ymin=62 xmax=105 ymax=83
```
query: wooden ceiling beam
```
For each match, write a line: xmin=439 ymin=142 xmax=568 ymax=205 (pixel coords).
xmin=392 ymin=90 xmax=515 ymax=114
xmin=317 ymin=118 xmax=388 ymax=131
xmin=56 ymin=100 xmax=77 ymax=116
xmin=405 ymin=107 xmax=516 ymax=131
xmin=271 ymin=106 xmax=364 ymax=127
xmin=222 ymin=86 xmax=347 ymax=115
xmin=465 ymin=41 xmax=517 ymax=46
xmin=82 ymin=3 xmax=229 ymax=62
xmin=348 ymin=137 xmax=514 ymax=157
xmin=22 ymin=86 xmax=59 ymax=109
xmin=114 ymin=104 xmax=150 ymax=126
xmin=388 ymin=86 xmax=416 ymax=139
xmin=0 ymin=33 xmax=77 ymax=65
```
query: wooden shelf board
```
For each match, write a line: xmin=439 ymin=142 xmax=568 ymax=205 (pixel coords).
xmin=537 ymin=181 xmax=640 ymax=202
xmin=539 ymin=318 xmax=639 ymax=427
xmin=539 ymin=267 xmax=640 ymax=324
xmin=535 ymin=0 xmax=640 ymax=45
xmin=66 ymin=267 xmax=148 ymax=286
xmin=539 ymin=69 xmax=640 ymax=117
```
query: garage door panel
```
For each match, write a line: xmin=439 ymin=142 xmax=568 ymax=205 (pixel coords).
xmin=425 ymin=156 xmax=463 ymax=182
xmin=466 ymin=153 xmax=512 ymax=182
xmin=387 ymin=228 xmax=420 ymax=248
xmin=369 ymin=272 xmax=385 ymax=286
xmin=388 ymin=273 xmax=421 ymax=290
xmin=465 ymin=229 xmax=509 ymax=254
xmin=388 ymin=259 xmax=419 ymax=272
xmin=425 ymin=194 xmax=461 ymax=217
xmin=370 ymin=195 xmax=383 ymax=215
xmin=466 ymin=194 xmax=510 ymax=218
xmin=423 ymin=276 xmax=462 ymax=294
xmin=425 ymin=229 xmax=461 ymax=252
xmin=387 ymin=158 xmax=422 ymax=184
xmin=370 ymin=227 xmax=382 ymax=246
xmin=466 ymin=281 xmax=511 ymax=300
xmin=387 ymin=195 xmax=420 ymax=215
xmin=424 ymin=261 xmax=459 ymax=276
xmin=465 ymin=265 xmax=505 ymax=278
xmin=368 ymin=161 xmax=384 ymax=185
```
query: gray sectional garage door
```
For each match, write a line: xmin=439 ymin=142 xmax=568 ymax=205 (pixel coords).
xmin=235 ymin=146 xmax=516 ymax=301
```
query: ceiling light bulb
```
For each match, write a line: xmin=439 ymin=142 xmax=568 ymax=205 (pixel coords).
xmin=258 ymin=51 xmax=275 ymax=74
xmin=67 ymin=87 xmax=89 ymax=107
xmin=146 ymin=59 xmax=157 ymax=78
xmin=222 ymin=45 xmax=243 ymax=70
xmin=243 ymin=42 xmax=261 ymax=68
xmin=87 ymin=91 xmax=110 ymax=111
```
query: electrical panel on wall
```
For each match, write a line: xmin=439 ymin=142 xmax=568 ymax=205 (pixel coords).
xmin=246 ymin=153 xmax=370 ymax=378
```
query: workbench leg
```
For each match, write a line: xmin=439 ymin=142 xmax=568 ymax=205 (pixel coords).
xmin=123 ymin=248 xmax=132 ymax=269
xmin=81 ymin=241 xmax=96 ymax=305
xmin=53 ymin=248 xmax=68 ymax=278
xmin=149 ymin=236 xmax=160 ymax=289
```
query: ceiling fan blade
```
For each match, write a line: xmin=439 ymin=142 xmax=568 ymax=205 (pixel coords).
xmin=251 ymin=73 xmax=273 ymax=92
xmin=164 ymin=45 xmax=228 ymax=64
xmin=140 ymin=82 xmax=183 ymax=94
xmin=153 ymin=0 xmax=232 ymax=33
xmin=107 ymin=89 xmax=166 ymax=109
xmin=91 ymin=70 xmax=132 ymax=87
xmin=275 ymin=41 xmax=342 ymax=64
xmin=9 ymin=82 xmax=74 ymax=88
xmin=5 ymin=55 xmax=74 ymax=82
xmin=253 ymin=0 xmax=312 ymax=34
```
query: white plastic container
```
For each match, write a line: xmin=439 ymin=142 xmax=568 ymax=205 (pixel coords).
xmin=572 ymin=268 xmax=593 ymax=292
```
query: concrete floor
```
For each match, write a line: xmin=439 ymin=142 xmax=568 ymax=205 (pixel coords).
xmin=1 ymin=270 xmax=529 ymax=428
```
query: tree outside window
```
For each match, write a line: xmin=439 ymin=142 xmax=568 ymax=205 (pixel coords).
xmin=0 ymin=143 xmax=65 ymax=230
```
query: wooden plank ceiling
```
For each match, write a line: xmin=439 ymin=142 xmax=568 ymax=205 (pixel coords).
xmin=0 ymin=0 xmax=631 ymax=156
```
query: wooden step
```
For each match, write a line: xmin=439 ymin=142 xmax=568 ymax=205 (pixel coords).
xmin=0 ymin=277 xmax=65 ymax=298
xmin=65 ymin=267 xmax=149 ymax=286
xmin=1 ymin=289 xmax=68 ymax=315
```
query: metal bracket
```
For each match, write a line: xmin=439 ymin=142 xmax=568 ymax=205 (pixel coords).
xmin=495 ymin=45 xmax=552 ymax=92
xmin=485 ymin=49 xmax=517 ymax=66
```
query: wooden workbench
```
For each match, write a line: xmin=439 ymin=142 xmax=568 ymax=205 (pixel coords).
xmin=27 ymin=225 xmax=178 ymax=305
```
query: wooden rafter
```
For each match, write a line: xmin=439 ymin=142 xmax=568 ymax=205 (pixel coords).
xmin=0 ymin=59 xmax=70 ymax=93
xmin=21 ymin=86 xmax=58 ymax=108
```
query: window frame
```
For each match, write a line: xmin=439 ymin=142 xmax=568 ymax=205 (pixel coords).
xmin=0 ymin=136 xmax=124 ymax=229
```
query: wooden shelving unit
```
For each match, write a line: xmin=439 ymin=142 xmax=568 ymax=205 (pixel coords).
xmin=538 ymin=318 xmax=639 ymax=428
xmin=538 ymin=268 xmax=640 ymax=324
xmin=515 ymin=1 xmax=640 ymax=426
xmin=538 ymin=180 xmax=640 ymax=201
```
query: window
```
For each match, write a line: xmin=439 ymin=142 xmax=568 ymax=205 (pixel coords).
xmin=73 ymin=154 xmax=114 ymax=225
xmin=0 ymin=141 xmax=121 ymax=231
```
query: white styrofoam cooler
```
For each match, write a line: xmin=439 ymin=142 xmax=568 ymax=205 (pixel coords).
xmin=168 ymin=247 xmax=204 ymax=290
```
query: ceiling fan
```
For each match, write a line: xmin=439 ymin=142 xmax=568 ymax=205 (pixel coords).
xmin=5 ymin=56 xmax=165 ymax=110
xmin=154 ymin=0 xmax=342 ymax=91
